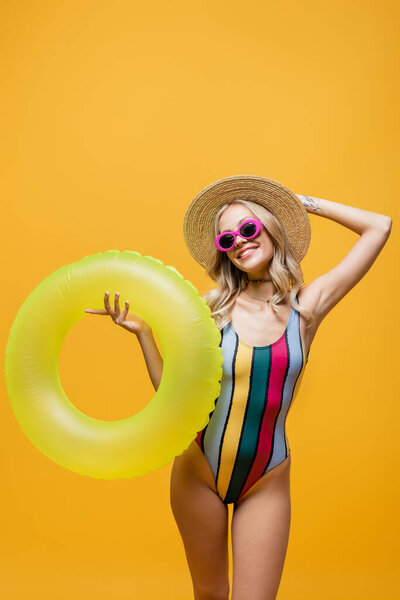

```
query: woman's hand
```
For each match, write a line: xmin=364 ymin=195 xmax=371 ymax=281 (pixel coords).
xmin=84 ymin=291 xmax=150 ymax=336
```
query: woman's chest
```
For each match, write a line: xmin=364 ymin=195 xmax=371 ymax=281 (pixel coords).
xmin=230 ymin=299 xmax=312 ymax=360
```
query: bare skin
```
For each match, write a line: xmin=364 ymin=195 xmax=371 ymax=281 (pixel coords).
xmin=171 ymin=441 xmax=292 ymax=600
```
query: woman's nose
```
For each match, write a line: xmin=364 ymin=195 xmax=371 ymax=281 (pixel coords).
xmin=235 ymin=235 xmax=248 ymax=246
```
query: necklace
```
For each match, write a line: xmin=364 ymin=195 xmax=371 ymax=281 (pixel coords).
xmin=244 ymin=275 xmax=273 ymax=303
xmin=247 ymin=277 xmax=271 ymax=283
xmin=243 ymin=290 xmax=273 ymax=303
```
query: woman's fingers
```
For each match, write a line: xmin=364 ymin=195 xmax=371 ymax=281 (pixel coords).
xmin=121 ymin=300 xmax=129 ymax=319
xmin=85 ymin=291 xmax=113 ymax=315
xmin=86 ymin=293 xmax=142 ymax=334
xmin=114 ymin=292 xmax=121 ymax=320
xmin=85 ymin=292 xmax=129 ymax=322
xmin=104 ymin=291 xmax=112 ymax=314
xmin=86 ymin=292 xmax=128 ymax=322
xmin=115 ymin=296 xmax=129 ymax=325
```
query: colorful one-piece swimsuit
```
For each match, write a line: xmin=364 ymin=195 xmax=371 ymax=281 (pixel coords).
xmin=195 ymin=296 xmax=310 ymax=505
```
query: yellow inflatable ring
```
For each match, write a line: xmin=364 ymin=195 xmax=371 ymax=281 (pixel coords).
xmin=4 ymin=250 xmax=222 ymax=479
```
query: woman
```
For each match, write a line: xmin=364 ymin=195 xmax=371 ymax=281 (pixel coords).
xmin=85 ymin=175 xmax=392 ymax=600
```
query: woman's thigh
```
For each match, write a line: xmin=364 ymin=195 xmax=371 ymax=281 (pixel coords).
xmin=170 ymin=441 xmax=230 ymax=599
xmin=231 ymin=457 xmax=292 ymax=600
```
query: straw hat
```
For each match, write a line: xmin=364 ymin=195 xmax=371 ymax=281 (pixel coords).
xmin=183 ymin=175 xmax=311 ymax=267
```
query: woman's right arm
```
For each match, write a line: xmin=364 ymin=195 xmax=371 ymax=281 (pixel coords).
xmin=136 ymin=325 xmax=163 ymax=392
xmin=85 ymin=291 xmax=163 ymax=392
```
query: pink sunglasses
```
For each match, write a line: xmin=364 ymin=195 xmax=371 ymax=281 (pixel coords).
xmin=215 ymin=218 xmax=262 ymax=252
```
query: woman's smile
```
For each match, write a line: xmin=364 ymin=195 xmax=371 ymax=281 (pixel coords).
xmin=237 ymin=247 xmax=259 ymax=260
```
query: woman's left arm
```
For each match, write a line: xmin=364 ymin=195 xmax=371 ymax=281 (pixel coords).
xmin=296 ymin=194 xmax=392 ymax=320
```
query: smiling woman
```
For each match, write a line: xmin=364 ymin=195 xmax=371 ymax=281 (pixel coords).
xmin=176 ymin=174 xmax=392 ymax=600
xmin=200 ymin=195 xmax=311 ymax=331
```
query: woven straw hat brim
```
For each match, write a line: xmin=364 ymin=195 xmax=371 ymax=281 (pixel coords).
xmin=183 ymin=175 xmax=311 ymax=267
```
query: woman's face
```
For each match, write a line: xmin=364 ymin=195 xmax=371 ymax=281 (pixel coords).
xmin=217 ymin=204 xmax=274 ymax=276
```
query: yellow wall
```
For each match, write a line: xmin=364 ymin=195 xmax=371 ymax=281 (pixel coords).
xmin=1 ymin=1 xmax=398 ymax=598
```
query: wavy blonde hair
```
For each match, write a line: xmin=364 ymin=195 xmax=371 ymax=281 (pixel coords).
xmin=202 ymin=200 xmax=314 ymax=331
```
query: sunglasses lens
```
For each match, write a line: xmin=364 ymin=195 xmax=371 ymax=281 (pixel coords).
xmin=239 ymin=221 xmax=257 ymax=238
xmin=219 ymin=233 xmax=235 ymax=249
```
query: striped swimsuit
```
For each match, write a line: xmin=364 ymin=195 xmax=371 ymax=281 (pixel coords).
xmin=195 ymin=298 xmax=310 ymax=505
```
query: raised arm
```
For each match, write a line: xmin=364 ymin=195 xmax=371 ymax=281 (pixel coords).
xmin=296 ymin=194 xmax=392 ymax=321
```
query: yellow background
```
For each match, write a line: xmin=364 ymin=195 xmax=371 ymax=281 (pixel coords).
xmin=1 ymin=1 xmax=399 ymax=599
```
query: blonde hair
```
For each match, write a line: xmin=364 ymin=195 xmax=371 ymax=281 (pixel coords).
xmin=202 ymin=200 xmax=314 ymax=330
